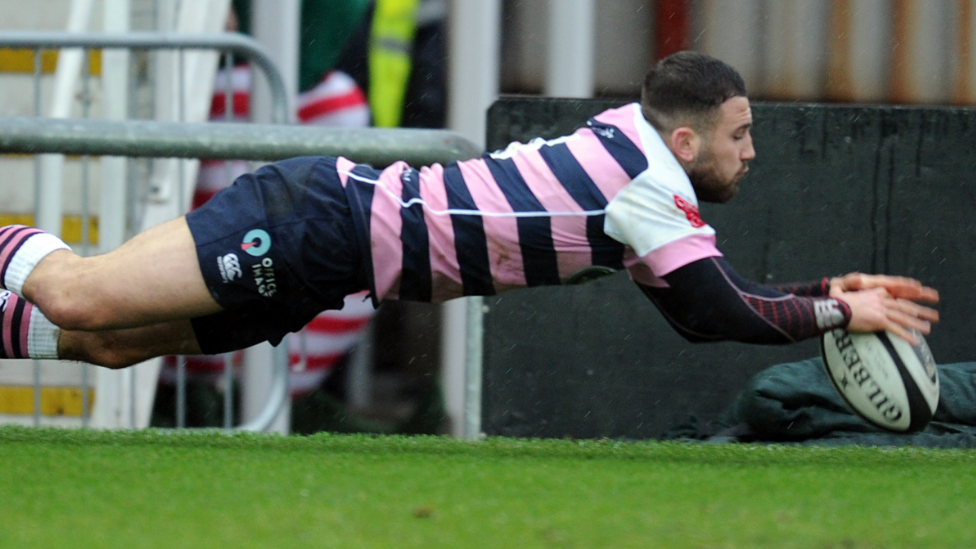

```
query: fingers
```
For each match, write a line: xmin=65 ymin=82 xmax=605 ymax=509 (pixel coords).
xmin=885 ymin=307 xmax=931 ymax=334
xmin=841 ymin=289 xmax=939 ymax=346
xmin=832 ymin=273 xmax=865 ymax=292
xmin=882 ymin=297 xmax=939 ymax=345
xmin=834 ymin=273 xmax=939 ymax=303
xmin=898 ymin=298 xmax=939 ymax=322
xmin=882 ymin=280 xmax=939 ymax=303
xmin=908 ymin=286 xmax=940 ymax=303
xmin=883 ymin=322 xmax=920 ymax=346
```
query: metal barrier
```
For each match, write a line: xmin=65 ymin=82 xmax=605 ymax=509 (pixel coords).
xmin=0 ymin=121 xmax=479 ymax=433
xmin=0 ymin=116 xmax=481 ymax=431
xmin=0 ymin=116 xmax=482 ymax=165
xmin=1 ymin=30 xmax=482 ymax=433
xmin=0 ymin=32 xmax=285 ymax=431
xmin=0 ymin=31 xmax=291 ymax=123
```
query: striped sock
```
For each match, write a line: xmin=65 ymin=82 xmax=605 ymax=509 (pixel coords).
xmin=0 ymin=291 xmax=59 ymax=359
xmin=0 ymin=225 xmax=71 ymax=297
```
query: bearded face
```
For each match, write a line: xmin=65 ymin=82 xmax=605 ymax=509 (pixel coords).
xmin=687 ymin=143 xmax=749 ymax=203
xmin=686 ymin=96 xmax=755 ymax=204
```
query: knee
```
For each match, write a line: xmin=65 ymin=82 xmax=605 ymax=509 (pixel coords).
xmin=91 ymin=331 xmax=150 ymax=368
xmin=91 ymin=352 xmax=137 ymax=370
xmin=39 ymin=298 xmax=106 ymax=332
xmin=23 ymin=255 xmax=113 ymax=331
xmin=33 ymin=284 xmax=115 ymax=331
xmin=62 ymin=331 xmax=141 ymax=369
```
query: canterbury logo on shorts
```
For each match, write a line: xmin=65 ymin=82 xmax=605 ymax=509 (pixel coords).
xmin=217 ymin=253 xmax=242 ymax=283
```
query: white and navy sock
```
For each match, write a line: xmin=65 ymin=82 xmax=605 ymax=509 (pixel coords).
xmin=0 ymin=290 xmax=59 ymax=359
xmin=0 ymin=225 xmax=71 ymax=297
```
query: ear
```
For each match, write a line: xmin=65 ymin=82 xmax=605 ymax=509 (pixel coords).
xmin=668 ymin=126 xmax=702 ymax=164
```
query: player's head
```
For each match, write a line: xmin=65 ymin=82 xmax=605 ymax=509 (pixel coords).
xmin=641 ymin=51 xmax=745 ymax=134
xmin=641 ymin=51 xmax=755 ymax=203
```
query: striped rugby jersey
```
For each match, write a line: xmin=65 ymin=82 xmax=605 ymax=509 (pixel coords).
xmin=335 ymin=102 xmax=724 ymax=304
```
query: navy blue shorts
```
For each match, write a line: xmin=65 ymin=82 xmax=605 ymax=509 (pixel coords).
xmin=185 ymin=156 xmax=368 ymax=354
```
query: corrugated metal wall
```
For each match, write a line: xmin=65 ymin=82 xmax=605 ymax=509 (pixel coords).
xmin=502 ymin=0 xmax=976 ymax=105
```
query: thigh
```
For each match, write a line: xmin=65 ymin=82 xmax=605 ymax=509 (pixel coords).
xmin=104 ymin=217 xmax=220 ymax=319
xmin=29 ymin=216 xmax=221 ymax=329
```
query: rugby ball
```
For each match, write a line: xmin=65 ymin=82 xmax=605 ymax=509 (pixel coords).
xmin=820 ymin=328 xmax=939 ymax=433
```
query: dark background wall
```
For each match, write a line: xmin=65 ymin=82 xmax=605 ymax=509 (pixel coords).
xmin=480 ymin=97 xmax=976 ymax=439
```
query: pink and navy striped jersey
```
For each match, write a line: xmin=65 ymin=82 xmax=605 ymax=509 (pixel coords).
xmin=335 ymin=103 xmax=724 ymax=304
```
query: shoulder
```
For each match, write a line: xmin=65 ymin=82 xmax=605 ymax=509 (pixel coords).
xmin=589 ymin=103 xmax=676 ymax=167
xmin=589 ymin=102 xmax=642 ymax=126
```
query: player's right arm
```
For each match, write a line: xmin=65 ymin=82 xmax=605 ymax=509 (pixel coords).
xmin=637 ymin=256 xmax=850 ymax=344
xmin=637 ymin=256 xmax=939 ymax=345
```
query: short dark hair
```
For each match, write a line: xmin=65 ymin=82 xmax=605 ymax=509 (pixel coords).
xmin=641 ymin=51 xmax=747 ymax=134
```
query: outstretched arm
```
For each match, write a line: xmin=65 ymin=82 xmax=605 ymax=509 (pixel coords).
xmin=771 ymin=271 xmax=941 ymax=343
xmin=638 ymin=256 xmax=850 ymax=344
xmin=637 ymin=257 xmax=938 ymax=344
xmin=766 ymin=278 xmax=830 ymax=297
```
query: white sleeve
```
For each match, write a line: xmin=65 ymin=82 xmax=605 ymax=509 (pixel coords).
xmin=603 ymin=150 xmax=716 ymax=259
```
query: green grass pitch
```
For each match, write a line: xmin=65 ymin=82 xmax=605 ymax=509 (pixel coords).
xmin=0 ymin=426 xmax=974 ymax=548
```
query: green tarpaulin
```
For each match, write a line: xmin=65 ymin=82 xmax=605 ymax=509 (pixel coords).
xmin=664 ymin=359 xmax=976 ymax=448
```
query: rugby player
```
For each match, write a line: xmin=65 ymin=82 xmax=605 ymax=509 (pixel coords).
xmin=0 ymin=51 xmax=938 ymax=367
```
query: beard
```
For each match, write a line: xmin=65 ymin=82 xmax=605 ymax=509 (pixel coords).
xmin=687 ymin=151 xmax=747 ymax=203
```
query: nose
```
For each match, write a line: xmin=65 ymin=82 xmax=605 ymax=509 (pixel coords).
xmin=742 ymin=134 xmax=756 ymax=161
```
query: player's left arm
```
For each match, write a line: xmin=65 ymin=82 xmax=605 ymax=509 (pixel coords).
xmin=767 ymin=273 xmax=940 ymax=302
xmin=765 ymin=278 xmax=830 ymax=297
xmin=638 ymin=257 xmax=939 ymax=345
xmin=638 ymin=256 xmax=852 ymax=344
xmin=770 ymin=273 xmax=940 ymax=344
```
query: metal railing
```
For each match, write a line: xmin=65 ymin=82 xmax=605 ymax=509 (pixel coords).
xmin=0 ymin=32 xmax=286 ymax=431
xmin=0 ymin=116 xmax=482 ymax=165
xmin=0 ymin=30 xmax=482 ymax=433
xmin=0 ymin=115 xmax=481 ymax=431
xmin=0 ymin=31 xmax=291 ymax=124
